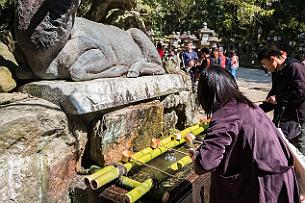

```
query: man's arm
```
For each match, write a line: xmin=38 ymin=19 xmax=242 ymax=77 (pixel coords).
xmin=259 ymin=102 xmax=275 ymax=113
xmin=259 ymin=72 xmax=277 ymax=112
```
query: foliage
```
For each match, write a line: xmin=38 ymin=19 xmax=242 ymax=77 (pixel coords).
xmin=77 ymin=0 xmax=92 ymax=17
xmin=266 ymin=0 xmax=305 ymax=51
xmin=138 ymin=0 xmax=274 ymax=44
xmin=137 ymin=0 xmax=305 ymax=54
xmin=0 ymin=0 xmax=305 ymax=54
xmin=0 ymin=0 xmax=11 ymax=8
xmin=0 ymin=0 xmax=14 ymax=32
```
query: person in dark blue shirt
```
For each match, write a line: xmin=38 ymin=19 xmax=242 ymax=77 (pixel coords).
xmin=182 ymin=41 xmax=199 ymax=91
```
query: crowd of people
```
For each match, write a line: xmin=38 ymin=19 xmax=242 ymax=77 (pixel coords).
xmin=187 ymin=47 xmax=305 ymax=203
xmin=157 ymin=41 xmax=239 ymax=90
xmin=157 ymin=41 xmax=305 ymax=202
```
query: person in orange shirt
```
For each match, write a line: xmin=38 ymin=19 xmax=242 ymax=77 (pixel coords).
xmin=156 ymin=42 xmax=165 ymax=59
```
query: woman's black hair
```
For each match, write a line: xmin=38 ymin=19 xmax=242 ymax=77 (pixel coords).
xmin=197 ymin=65 xmax=255 ymax=117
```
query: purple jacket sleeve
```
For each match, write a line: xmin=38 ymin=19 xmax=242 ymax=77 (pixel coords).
xmin=195 ymin=121 xmax=236 ymax=171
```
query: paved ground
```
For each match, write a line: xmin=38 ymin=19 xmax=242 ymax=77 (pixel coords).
xmin=237 ymin=67 xmax=271 ymax=102
xmin=192 ymin=67 xmax=273 ymax=122
xmin=236 ymin=67 xmax=273 ymax=118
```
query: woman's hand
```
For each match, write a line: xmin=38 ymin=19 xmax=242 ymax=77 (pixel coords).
xmin=188 ymin=148 xmax=207 ymax=175
xmin=188 ymin=148 xmax=199 ymax=161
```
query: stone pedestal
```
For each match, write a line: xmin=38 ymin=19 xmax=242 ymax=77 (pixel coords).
xmin=20 ymin=74 xmax=189 ymax=115
xmin=15 ymin=74 xmax=201 ymax=203
xmin=90 ymin=101 xmax=164 ymax=165
xmin=20 ymin=74 xmax=195 ymax=166
xmin=0 ymin=93 xmax=76 ymax=203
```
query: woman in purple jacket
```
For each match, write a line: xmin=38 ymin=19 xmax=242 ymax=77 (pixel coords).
xmin=189 ymin=65 xmax=300 ymax=203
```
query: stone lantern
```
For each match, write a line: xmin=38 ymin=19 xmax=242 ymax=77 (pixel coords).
xmin=165 ymin=32 xmax=181 ymax=49
xmin=197 ymin=22 xmax=221 ymax=48
xmin=179 ymin=31 xmax=199 ymax=48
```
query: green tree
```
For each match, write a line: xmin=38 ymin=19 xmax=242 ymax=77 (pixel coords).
xmin=140 ymin=0 xmax=274 ymax=46
xmin=0 ymin=0 xmax=14 ymax=32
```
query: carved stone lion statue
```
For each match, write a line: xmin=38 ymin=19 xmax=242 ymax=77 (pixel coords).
xmin=15 ymin=0 xmax=165 ymax=81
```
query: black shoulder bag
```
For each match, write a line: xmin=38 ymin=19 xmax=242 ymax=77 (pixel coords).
xmin=279 ymin=109 xmax=302 ymax=140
